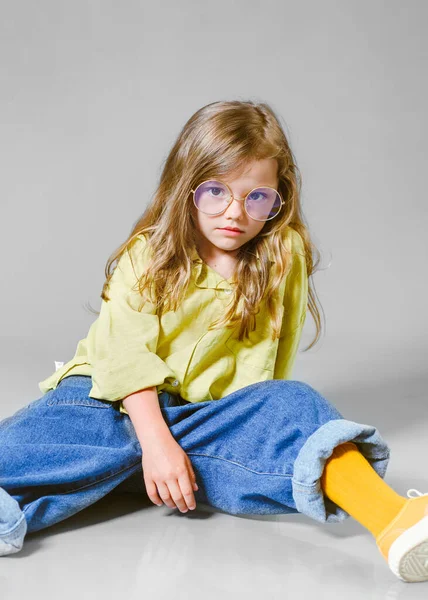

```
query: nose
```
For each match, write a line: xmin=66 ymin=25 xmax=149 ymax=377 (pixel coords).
xmin=224 ymin=195 xmax=246 ymax=218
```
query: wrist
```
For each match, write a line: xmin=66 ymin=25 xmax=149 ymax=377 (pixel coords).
xmin=136 ymin=419 xmax=173 ymax=444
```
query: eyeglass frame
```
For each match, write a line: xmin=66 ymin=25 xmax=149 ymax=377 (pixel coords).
xmin=190 ymin=179 xmax=285 ymax=222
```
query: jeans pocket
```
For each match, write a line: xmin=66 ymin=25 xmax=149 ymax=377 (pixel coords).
xmin=158 ymin=392 xmax=183 ymax=408
xmin=46 ymin=385 xmax=113 ymax=409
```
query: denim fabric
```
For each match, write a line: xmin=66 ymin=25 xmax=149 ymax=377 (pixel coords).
xmin=0 ymin=375 xmax=391 ymax=553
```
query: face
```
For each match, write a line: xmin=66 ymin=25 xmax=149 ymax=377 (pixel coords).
xmin=191 ymin=158 xmax=279 ymax=261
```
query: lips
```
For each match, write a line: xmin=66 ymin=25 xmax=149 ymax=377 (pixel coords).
xmin=219 ymin=227 xmax=243 ymax=232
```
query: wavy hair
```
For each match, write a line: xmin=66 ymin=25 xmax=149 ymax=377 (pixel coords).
xmin=90 ymin=100 xmax=324 ymax=351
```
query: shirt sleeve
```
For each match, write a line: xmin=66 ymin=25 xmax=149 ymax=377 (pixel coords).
xmin=87 ymin=234 xmax=176 ymax=413
xmin=273 ymin=230 xmax=308 ymax=380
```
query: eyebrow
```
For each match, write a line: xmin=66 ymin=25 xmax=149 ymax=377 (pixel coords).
xmin=234 ymin=184 xmax=278 ymax=194
xmin=214 ymin=179 xmax=277 ymax=189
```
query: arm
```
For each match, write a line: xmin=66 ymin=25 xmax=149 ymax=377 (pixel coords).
xmin=122 ymin=385 xmax=199 ymax=513
xmin=122 ymin=385 xmax=172 ymax=444
xmin=93 ymin=236 xmax=198 ymax=512
xmin=86 ymin=234 xmax=177 ymax=415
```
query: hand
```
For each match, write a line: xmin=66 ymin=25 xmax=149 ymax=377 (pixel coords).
xmin=142 ymin=431 xmax=198 ymax=512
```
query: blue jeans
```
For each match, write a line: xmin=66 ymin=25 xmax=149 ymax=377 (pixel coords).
xmin=0 ymin=375 xmax=391 ymax=553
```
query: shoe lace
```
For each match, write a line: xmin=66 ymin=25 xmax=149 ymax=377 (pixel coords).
xmin=406 ymin=488 xmax=428 ymax=498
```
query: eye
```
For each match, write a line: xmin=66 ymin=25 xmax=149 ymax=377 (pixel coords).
xmin=207 ymin=186 xmax=227 ymax=197
xmin=247 ymin=190 xmax=268 ymax=202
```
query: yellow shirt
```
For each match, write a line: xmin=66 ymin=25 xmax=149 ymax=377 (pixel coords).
xmin=38 ymin=227 xmax=308 ymax=416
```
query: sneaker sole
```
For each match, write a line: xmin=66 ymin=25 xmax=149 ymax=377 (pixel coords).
xmin=388 ymin=515 xmax=428 ymax=582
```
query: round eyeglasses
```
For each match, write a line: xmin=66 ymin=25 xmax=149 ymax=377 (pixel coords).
xmin=191 ymin=179 xmax=284 ymax=222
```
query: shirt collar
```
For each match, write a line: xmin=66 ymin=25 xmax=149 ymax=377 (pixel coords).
xmin=190 ymin=244 xmax=276 ymax=290
xmin=189 ymin=244 xmax=276 ymax=264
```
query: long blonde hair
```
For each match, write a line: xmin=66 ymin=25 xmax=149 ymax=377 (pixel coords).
xmin=91 ymin=100 xmax=323 ymax=351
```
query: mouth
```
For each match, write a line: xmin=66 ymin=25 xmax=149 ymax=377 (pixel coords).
xmin=218 ymin=227 xmax=244 ymax=233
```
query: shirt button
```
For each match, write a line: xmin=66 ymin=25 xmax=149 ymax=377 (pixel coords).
xmin=172 ymin=379 xmax=179 ymax=387
xmin=224 ymin=289 xmax=232 ymax=294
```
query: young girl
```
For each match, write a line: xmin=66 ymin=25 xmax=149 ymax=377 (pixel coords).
xmin=1 ymin=100 xmax=427 ymax=584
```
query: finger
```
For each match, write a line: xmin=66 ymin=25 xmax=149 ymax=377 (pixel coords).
xmin=185 ymin=457 xmax=199 ymax=491
xmin=156 ymin=480 xmax=177 ymax=509
xmin=177 ymin=471 xmax=197 ymax=510
xmin=165 ymin=478 xmax=190 ymax=513
xmin=144 ymin=478 xmax=164 ymax=506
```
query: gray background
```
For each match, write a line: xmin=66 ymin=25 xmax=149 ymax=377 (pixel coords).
xmin=1 ymin=1 xmax=427 ymax=598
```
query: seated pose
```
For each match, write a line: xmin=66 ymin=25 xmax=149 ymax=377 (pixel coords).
xmin=1 ymin=100 xmax=427 ymax=584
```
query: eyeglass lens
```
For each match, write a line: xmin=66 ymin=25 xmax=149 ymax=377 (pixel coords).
xmin=194 ymin=180 xmax=281 ymax=221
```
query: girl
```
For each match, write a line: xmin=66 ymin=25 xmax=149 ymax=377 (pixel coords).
xmin=1 ymin=100 xmax=427 ymax=584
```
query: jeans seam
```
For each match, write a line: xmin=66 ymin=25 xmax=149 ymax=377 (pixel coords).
xmin=186 ymin=452 xmax=293 ymax=478
xmin=46 ymin=399 xmax=111 ymax=409
xmin=21 ymin=459 xmax=143 ymax=515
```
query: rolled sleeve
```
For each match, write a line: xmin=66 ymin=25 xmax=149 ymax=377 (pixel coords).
xmin=87 ymin=235 xmax=176 ymax=412
xmin=273 ymin=231 xmax=308 ymax=380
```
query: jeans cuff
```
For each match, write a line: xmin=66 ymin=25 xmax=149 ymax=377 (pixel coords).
xmin=291 ymin=418 xmax=391 ymax=524
xmin=0 ymin=488 xmax=27 ymax=553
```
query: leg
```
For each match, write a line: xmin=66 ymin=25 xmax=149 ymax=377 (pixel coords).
xmin=156 ymin=379 xmax=391 ymax=522
xmin=0 ymin=375 xmax=148 ymax=554
xmin=320 ymin=441 xmax=428 ymax=583
xmin=320 ymin=440 xmax=407 ymax=537
xmin=159 ymin=380 xmax=428 ymax=583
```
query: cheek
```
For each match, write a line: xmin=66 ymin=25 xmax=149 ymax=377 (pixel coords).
xmin=249 ymin=222 xmax=266 ymax=237
xmin=196 ymin=212 xmax=214 ymax=232
xmin=191 ymin=211 xmax=209 ymax=236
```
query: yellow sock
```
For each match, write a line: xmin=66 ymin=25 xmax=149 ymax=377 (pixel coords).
xmin=320 ymin=442 xmax=407 ymax=538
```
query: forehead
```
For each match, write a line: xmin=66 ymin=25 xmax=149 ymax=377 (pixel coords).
xmin=222 ymin=158 xmax=278 ymax=186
